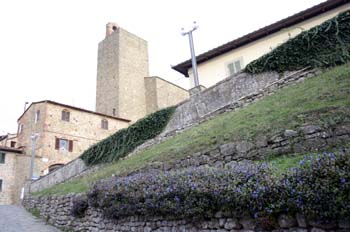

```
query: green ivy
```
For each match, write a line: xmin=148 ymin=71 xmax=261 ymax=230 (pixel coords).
xmin=81 ymin=106 xmax=176 ymax=166
xmin=245 ymin=10 xmax=350 ymax=74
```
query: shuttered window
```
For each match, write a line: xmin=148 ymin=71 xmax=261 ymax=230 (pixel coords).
xmin=101 ymin=119 xmax=108 ymax=130
xmin=18 ymin=124 xmax=24 ymax=134
xmin=35 ymin=110 xmax=40 ymax=123
xmin=55 ymin=138 xmax=73 ymax=152
xmin=10 ymin=141 xmax=16 ymax=148
xmin=0 ymin=179 xmax=2 ymax=192
xmin=227 ymin=58 xmax=243 ymax=76
xmin=0 ymin=153 xmax=5 ymax=164
xmin=61 ymin=110 xmax=70 ymax=122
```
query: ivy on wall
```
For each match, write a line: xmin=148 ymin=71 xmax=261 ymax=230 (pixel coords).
xmin=81 ymin=106 xmax=176 ymax=166
xmin=245 ymin=10 xmax=350 ymax=74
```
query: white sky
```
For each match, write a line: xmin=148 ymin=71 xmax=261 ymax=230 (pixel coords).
xmin=0 ymin=0 xmax=324 ymax=134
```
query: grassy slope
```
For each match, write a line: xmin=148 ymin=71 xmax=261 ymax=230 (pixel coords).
xmin=35 ymin=63 xmax=350 ymax=196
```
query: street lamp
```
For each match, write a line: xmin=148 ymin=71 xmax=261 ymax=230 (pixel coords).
xmin=29 ymin=133 xmax=39 ymax=180
xmin=181 ymin=21 xmax=200 ymax=87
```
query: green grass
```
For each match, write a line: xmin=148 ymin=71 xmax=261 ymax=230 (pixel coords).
xmin=34 ymin=63 xmax=350 ymax=196
xmin=29 ymin=208 xmax=40 ymax=217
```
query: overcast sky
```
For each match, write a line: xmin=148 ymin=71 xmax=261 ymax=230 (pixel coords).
xmin=0 ymin=0 xmax=324 ymax=134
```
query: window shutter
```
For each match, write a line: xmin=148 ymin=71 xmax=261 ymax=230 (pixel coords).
xmin=234 ymin=60 xmax=241 ymax=72
xmin=55 ymin=138 xmax=60 ymax=150
xmin=227 ymin=63 xmax=235 ymax=76
xmin=67 ymin=112 xmax=70 ymax=122
xmin=68 ymin=140 xmax=73 ymax=152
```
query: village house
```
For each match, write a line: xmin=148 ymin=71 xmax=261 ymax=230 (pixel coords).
xmin=0 ymin=146 xmax=24 ymax=204
xmin=172 ymin=0 xmax=350 ymax=88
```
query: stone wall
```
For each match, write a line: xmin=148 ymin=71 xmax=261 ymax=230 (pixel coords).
xmin=144 ymin=76 xmax=189 ymax=115
xmin=0 ymin=151 xmax=18 ymax=204
xmin=142 ymin=122 xmax=350 ymax=173
xmin=162 ymin=68 xmax=317 ymax=136
xmin=27 ymin=158 xmax=87 ymax=194
xmin=131 ymin=68 xmax=318 ymax=156
xmin=23 ymin=194 xmax=350 ymax=232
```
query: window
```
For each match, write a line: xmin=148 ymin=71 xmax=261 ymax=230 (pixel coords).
xmin=0 ymin=153 xmax=5 ymax=164
xmin=61 ymin=110 xmax=70 ymax=122
xmin=227 ymin=58 xmax=243 ymax=76
xmin=0 ymin=179 xmax=2 ymax=192
xmin=112 ymin=108 xmax=116 ymax=116
xmin=101 ymin=119 xmax=108 ymax=130
xmin=55 ymin=138 xmax=73 ymax=152
xmin=18 ymin=124 xmax=24 ymax=134
xmin=10 ymin=141 xmax=16 ymax=148
xmin=35 ymin=110 xmax=40 ymax=123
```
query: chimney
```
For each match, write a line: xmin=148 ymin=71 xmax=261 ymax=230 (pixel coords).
xmin=106 ymin=22 xmax=119 ymax=37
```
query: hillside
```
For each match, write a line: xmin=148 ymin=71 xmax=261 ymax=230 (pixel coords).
xmin=24 ymin=10 xmax=350 ymax=231
xmin=35 ymin=61 xmax=350 ymax=196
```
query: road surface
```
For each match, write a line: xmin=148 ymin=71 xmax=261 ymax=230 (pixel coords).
xmin=0 ymin=205 xmax=61 ymax=232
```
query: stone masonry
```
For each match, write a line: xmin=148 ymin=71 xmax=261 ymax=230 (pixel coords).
xmin=95 ymin=24 xmax=189 ymax=122
xmin=23 ymin=194 xmax=350 ymax=232
xmin=95 ymin=25 xmax=149 ymax=122
xmin=144 ymin=76 xmax=189 ymax=114
xmin=0 ymin=147 xmax=23 ymax=204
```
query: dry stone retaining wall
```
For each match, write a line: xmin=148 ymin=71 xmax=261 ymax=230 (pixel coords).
xmin=143 ymin=122 xmax=350 ymax=173
xmin=28 ymin=158 xmax=94 ymax=194
xmin=131 ymin=68 xmax=318 ymax=155
xmin=23 ymin=194 xmax=350 ymax=232
xmin=162 ymin=68 xmax=317 ymax=136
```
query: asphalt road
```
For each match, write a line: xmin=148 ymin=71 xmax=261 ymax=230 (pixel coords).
xmin=0 ymin=205 xmax=61 ymax=232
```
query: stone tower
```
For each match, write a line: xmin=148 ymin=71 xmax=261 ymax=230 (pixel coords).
xmin=96 ymin=22 xmax=149 ymax=122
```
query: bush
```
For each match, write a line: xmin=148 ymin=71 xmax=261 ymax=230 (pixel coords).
xmin=81 ymin=106 xmax=176 ymax=166
xmin=87 ymin=161 xmax=273 ymax=219
xmin=71 ymin=196 xmax=88 ymax=218
xmin=245 ymin=10 xmax=350 ymax=74
xmin=80 ymin=150 xmax=350 ymax=221
xmin=282 ymin=152 xmax=350 ymax=220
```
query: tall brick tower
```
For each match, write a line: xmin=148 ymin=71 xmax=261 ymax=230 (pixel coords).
xmin=96 ymin=22 xmax=149 ymax=122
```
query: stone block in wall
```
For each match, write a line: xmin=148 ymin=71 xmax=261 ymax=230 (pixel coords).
xmin=295 ymin=214 xmax=307 ymax=228
xmin=278 ymin=214 xmax=297 ymax=228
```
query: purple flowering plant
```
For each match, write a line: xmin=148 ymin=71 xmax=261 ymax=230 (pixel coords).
xmin=76 ymin=149 xmax=350 ymax=221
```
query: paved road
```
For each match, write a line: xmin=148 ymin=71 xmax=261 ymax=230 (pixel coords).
xmin=0 ymin=205 xmax=61 ymax=232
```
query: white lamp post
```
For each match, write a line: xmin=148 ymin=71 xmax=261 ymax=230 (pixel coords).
xmin=29 ymin=133 xmax=39 ymax=180
xmin=181 ymin=21 xmax=200 ymax=87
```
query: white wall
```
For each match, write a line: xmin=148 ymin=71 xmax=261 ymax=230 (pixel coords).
xmin=188 ymin=5 xmax=350 ymax=88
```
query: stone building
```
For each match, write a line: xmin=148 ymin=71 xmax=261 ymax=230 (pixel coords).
xmin=96 ymin=23 xmax=189 ymax=122
xmin=17 ymin=100 xmax=130 ymax=177
xmin=0 ymin=146 xmax=23 ymax=204
xmin=0 ymin=100 xmax=129 ymax=204
xmin=144 ymin=76 xmax=189 ymax=114
xmin=0 ymin=133 xmax=17 ymax=148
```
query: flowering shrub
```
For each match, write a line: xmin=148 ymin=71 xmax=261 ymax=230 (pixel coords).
xmin=82 ymin=150 xmax=350 ymax=221
xmin=282 ymin=151 xmax=350 ymax=220
xmin=71 ymin=196 xmax=88 ymax=218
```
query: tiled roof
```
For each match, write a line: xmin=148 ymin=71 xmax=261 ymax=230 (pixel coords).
xmin=17 ymin=100 xmax=131 ymax=122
